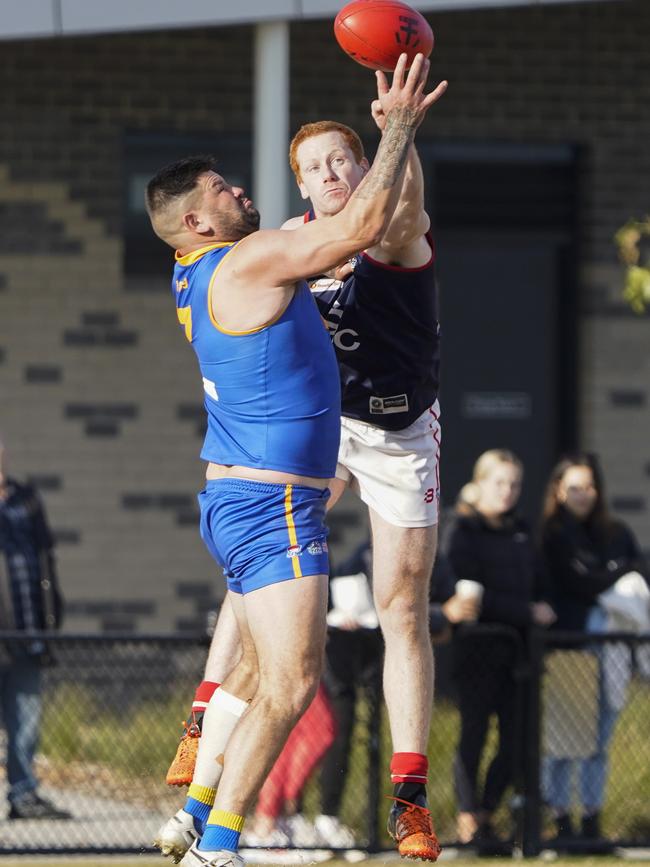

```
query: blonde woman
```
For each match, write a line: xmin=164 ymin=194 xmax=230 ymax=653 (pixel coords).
xmin=442 ymin=450 xmax=555 ymax=845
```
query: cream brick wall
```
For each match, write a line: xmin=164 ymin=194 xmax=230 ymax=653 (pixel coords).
xmin=0 ymin=0 xmax=648 ymax=633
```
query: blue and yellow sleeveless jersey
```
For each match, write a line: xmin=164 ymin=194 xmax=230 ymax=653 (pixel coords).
xmin=172 ymin=242 xmax=341 ymax=478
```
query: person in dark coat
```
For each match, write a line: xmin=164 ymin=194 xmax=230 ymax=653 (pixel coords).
xmin=442 ymin=449 xmax=556 ymax=844
xmin=540 ymin=452 xmax=649 ymax=841
xmin=0 ymin=440 xmax=69 ymax=820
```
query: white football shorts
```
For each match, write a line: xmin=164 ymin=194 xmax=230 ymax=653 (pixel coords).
xmin=336 ymin=400 xmax=441 ymax=528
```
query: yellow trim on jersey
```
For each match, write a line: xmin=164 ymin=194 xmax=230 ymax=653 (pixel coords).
xmin=284 ymin=485 xmax=303 ymax=579
xmin=207 ymin=244 xmax=289 ymax=336
xmin=177 ymin=305 xmax=192 ymax=342
xmin=175 ymin=242 xmax=235 ymax=267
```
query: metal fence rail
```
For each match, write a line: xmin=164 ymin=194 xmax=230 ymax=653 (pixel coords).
xmin=529 ymin=630 xmax=650 ymax=854
xmin=0 ymin=629 xmax=648 ymax=855
xmin=0 ymin=634 xmax=206 ymax=855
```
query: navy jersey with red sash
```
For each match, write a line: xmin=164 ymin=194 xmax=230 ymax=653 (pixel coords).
xmin=305 ymin=210 xmax=441 ymax=431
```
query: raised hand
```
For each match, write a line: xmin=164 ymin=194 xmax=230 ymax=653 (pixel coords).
xmin=355 ymin=55 xmax=447 ymax=201
xmin=370 ymin=97 xmax=386 ymax=132
xmin=375 ymin=53 xmax=447 ymax=132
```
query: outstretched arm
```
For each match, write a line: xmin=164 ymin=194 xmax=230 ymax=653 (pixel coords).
xmin=371 ymin=144 xmax=430 ymax=265
xmin=365 ymin=75 xmax=432 ymax=267
xmin=223 ymin=55 xmax=446 ymax=289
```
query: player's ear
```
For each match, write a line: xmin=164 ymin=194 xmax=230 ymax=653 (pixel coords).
xmin=182 ymin=210 xmax=211 ymax=234
xmin=361 ymin=157 xmax=370 ymax=174
xmin=298 ymin=180 xmax=310 ymax=201
xmin=182 ymin=210 xmax=200 ymax=231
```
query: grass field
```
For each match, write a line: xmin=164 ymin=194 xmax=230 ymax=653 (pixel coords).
xmin=37 ymin=679 xmax=650 ymax=846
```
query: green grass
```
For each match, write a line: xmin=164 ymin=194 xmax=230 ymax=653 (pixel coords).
xmin=37 ymin=678 xmax=650 ymax=843
xmin=40 ymin=683 xmax=189 ymax=777
xmin=303 ymin=681 xmax=650 ymax=845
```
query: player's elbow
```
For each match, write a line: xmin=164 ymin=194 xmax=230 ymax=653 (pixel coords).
xmin=363 ymin=228 xmax=385 ymax=249
xmin=356 ymin=215 xmax=386 ymax=249
xmin=336 ymin=209 xmax=385 ymax=254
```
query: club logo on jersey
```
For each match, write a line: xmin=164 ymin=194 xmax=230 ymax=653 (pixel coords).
xmin=307 ymin=540 xmax=328 ymax=556
xmin=326 ymin=306 xmax=360 ymax=352
xmin=309 ymin=273 xmax=361 ymax=353
xmin=175 ymin=278 xmax=188 ymax=292
xmin=286 ymin=544 xmax=303 ymax=558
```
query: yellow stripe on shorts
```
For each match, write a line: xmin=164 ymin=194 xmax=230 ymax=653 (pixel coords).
xmin=284 ymin=484 xmax=303 ymax=579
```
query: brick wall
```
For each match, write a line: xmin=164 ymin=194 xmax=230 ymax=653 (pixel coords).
xmin=0 ymin=0 xmax=648 ymax=632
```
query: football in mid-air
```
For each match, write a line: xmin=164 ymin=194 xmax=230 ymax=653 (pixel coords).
xmin=334 ymin=0 xmax=434 ymax=72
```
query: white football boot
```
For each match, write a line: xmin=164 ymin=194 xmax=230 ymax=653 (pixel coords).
xmin=180 ymin=840 xmax=246 ymax=867
xmin=313 ymin=813 xmax=357 ymax=848
xmin=153 ymin=808 xmax=202 ymax=862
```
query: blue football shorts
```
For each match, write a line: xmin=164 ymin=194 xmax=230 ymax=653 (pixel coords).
xmin=198 ymin=478 xmax=331 ymax=595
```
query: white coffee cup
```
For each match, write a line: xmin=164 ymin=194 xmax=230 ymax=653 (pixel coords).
xmin=455 ymin=579 xmax=484 ymax=603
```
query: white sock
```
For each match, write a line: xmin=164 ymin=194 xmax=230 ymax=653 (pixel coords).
xmin=192 ymin=688 xmax=249 ymax=789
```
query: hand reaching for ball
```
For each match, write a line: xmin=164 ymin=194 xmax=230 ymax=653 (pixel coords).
xmin=371 ymin=97 xmax=387 ymax=132
xmin=373 ymin=53 xmax=447 ymax=133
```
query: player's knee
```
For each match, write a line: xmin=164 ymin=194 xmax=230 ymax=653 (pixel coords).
xmin=375 ymin=590 xmax=427 ymax=638
xmin=239 ymin=644 xmax=259 ymax=682
xmin=374 ymin=565 xmax=430 ymax=613
xmin=263 ymin=653 xmax=322 ymax=709
xmin=292 ymin=654 xmax=323 ymax=703
xmin=291 ymin=673 xmax=321 ymax=718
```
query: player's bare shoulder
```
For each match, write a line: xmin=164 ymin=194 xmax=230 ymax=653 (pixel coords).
xmin=281 ymin=215 xmax=305 ymax=231
xmin=209 ymin=230 xmax=295 ymax=332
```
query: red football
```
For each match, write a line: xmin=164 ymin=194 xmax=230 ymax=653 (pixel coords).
xmin=334 ymin=0 xmax=434 ymax=72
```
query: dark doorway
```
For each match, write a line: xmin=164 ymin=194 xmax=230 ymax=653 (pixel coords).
xmin=425 ymin=143 xmax=579 ymax=522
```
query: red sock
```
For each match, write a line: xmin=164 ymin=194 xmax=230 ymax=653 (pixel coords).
xmin=390 ymin=752 xmax=429 ymax=786
xmin=191 ymin=680 xmax=220 ymax=715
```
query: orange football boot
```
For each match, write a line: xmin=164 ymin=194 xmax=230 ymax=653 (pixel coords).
xmin=387 ymin=795 xmax=442 ymax=861
xmin=165 ymin=714 xmax=202 ymax=787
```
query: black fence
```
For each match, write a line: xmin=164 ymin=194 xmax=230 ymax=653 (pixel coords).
xmin=0 ymin=628 xmax=648 ymax=856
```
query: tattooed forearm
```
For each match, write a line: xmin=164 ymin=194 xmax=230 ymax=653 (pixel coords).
xmin=355 ymin=107 xmax=418 ymax=200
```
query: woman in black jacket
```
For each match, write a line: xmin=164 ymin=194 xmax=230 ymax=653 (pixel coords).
xmin=540 ymin=452 xmax=648 ymax=841
xmin=443 ymin=449 xmax=555 ymax=844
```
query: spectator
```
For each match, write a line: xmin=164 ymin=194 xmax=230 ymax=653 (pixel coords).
xmin=0 ymin=440 xmax=69 ymax=820
xmin=540 ymin=452 xmax=649 ymax=842
xmin=442 ymin=449 xmax=555 ymax=845
xmin=429 ymin=542 xmax=482 ymax=645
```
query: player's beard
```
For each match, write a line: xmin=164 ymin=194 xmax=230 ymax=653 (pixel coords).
xmin=243 ymin=205 xmax=261 ymax=232
xmin=227 ymin=200 xmax=261 ymax=238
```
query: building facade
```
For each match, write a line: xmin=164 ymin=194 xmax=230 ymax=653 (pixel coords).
xmin=0 ymin=0 xmax=647 ymax=632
